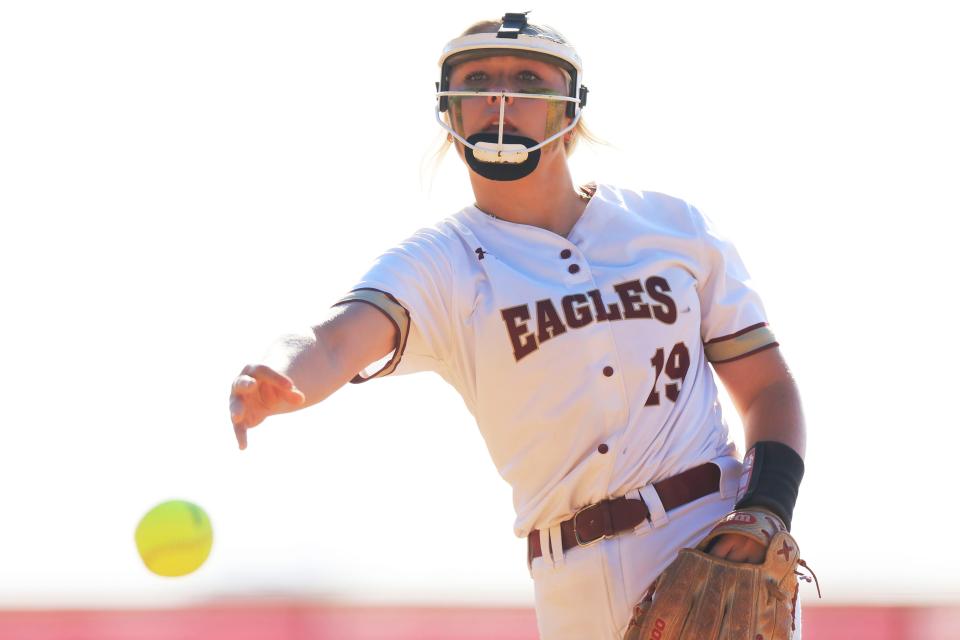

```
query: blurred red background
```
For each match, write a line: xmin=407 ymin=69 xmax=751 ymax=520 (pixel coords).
xmin=3 ymin=604 xmax=960 ymax=640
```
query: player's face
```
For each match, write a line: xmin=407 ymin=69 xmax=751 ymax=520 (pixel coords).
xmin=446 ymin=55 xmax=572 ymax=146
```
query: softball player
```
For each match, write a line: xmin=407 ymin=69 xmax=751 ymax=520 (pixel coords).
xmin=230 ymin=13 xmax=807 ymax=640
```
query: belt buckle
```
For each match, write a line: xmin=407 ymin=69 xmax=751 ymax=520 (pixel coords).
xmin=572 ymin=502 xmax=613 ymax=547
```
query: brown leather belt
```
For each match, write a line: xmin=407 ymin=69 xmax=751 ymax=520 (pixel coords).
xmin=527 ymin=462 xmax=720 ymax=564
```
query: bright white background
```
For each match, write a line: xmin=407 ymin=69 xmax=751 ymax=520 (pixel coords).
xmin=1 ymin=1 xmax=957 ymax=608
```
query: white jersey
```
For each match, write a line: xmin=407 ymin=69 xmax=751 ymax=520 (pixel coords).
xmin=336 ymin=184 xmax=777 ymax=538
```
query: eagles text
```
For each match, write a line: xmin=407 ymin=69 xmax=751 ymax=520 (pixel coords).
xmin=499 ymin=276 xmax=678 ymax=361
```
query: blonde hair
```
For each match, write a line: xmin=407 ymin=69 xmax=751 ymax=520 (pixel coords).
xmin=430 ymin=17 xmax=604 ymax=166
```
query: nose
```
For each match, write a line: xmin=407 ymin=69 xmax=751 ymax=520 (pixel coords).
xmin=486 ymin=92 xmax=515 ymax=106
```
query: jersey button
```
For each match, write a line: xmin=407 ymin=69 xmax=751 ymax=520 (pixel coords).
xmin=559 ymin=248 xmax=572 ymax=259
xmin=568 ymin=264 xmax=580 ymax=274
xmin=603 ymin=366 xmax=614 ymax=377
xmin=598 ymin=444 xmax=609 ymax=454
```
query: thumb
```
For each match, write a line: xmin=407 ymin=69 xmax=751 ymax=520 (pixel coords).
xmin=284 ymin=386 xmax=306 ymax=405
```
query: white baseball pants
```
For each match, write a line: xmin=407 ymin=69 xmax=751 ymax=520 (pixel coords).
xmin=528 ymin=456 xmax=803 ymax=639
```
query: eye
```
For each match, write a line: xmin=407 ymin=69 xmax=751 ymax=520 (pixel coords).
xmin=464 ymin=71 xmax=488 ymax=83
xmin=517 ymin=70 xmax=541 ymax=82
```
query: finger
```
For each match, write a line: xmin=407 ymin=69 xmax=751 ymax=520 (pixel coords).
xmin=284 ymin=387 xmax=306 ymax=404
xmin=725 ymin=547 xmax=750 ymax=563
xmin=708 ymin=536 xmax=735 ymax=559
xmin=234 ymin=421 xmax=248 ymax=450
xmin=254 ymin=378 xmax=305 ymax=409
xmin=229 ymin=396 xmax=246 ymax=424
xmin=710 ymin=536 xmax=764 ymax=564
xmin=242 ymin=365 xmax=296 ymax=390
xmin=737 ymin=540 xmax=766 ymax=564
xmin=231 ymin=395 xmax=264 ymax=429
xmin=232 ymin=374 xmax=258 ymax=395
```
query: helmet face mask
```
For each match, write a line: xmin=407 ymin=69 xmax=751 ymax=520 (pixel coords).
xmin=435 ymin=14 xmax=588 ymax=181
xmin=446 ymin=54 xmax=571 ymax=142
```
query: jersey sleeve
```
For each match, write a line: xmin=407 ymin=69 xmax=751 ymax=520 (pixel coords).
xmin=333 ymin=229 xmax=454 ymax=382
xmin=690 ymin=205 xmax=779 ymax=364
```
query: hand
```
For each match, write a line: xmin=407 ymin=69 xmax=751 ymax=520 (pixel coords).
xmin=706 ymin=532 xmax=766 ymax=564
xmin=229 ymin=364 xmax=306 ymax=450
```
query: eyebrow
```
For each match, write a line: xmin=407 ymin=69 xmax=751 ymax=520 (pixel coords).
xmin=453 ymin=61 xmax=561 ymax=81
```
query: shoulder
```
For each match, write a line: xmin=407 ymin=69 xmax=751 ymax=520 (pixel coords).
xmin=595 ymin=184 xmax=703 ymax=236
xmin=371 ymin=209 xmax=484 ymax=275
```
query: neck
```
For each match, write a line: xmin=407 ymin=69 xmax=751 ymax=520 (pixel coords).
xmin=469 ymin=150 xmax=588 ymax=237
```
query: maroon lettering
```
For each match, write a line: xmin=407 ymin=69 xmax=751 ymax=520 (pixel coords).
xmin=535 ymin=298 xmax=567 ymax=343
xmin=646 ymin=342 xmax=690 ymax=405
xmin=500 ymin=304 xmax=538 ymax=361
xmin=561 ymin=293 xmax=593 ymax=328
xmin=645 ymin=347 xmax=664 ymax=406
xmin=503 ymin=277 xmax=678 ymax=360
xmin=613 ymin=280 xmax=651 ymax=319
xmin=646 ymin=276 xmax=677 ymax=324
xmin=587 ymin=288 xmax=623 ymax=322
xmin=664 ymin=342 xmax=690 ymax=402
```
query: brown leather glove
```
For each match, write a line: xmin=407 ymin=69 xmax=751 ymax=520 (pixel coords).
xmin=623 ymin=510 xmax=812 ymax=640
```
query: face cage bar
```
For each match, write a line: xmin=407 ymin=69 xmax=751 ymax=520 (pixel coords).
xmin=435 ymin=89 xmax=583 ymax=155
xmin=438 ymin=49 xmax=586 ymax=118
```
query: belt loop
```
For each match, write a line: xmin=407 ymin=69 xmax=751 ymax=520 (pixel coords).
xmin=549 ymin=524 xmax=565 ymax=567
xmin=538 ymin=528 xmax=553 ymax=568
xmin=639 ymin=483 xmax=669 ymax=529
xmin=714 ymin=456 xmax=743 ymax=499
xmin=627 ymin=488 xmax=652 ymax=534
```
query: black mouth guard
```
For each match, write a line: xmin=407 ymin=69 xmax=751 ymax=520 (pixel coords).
xmin=463 ymin=133 xmax=542 ymax=182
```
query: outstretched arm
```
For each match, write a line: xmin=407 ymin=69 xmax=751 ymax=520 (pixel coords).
xmin=229 ymin=301 xmax=396 ymax=450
